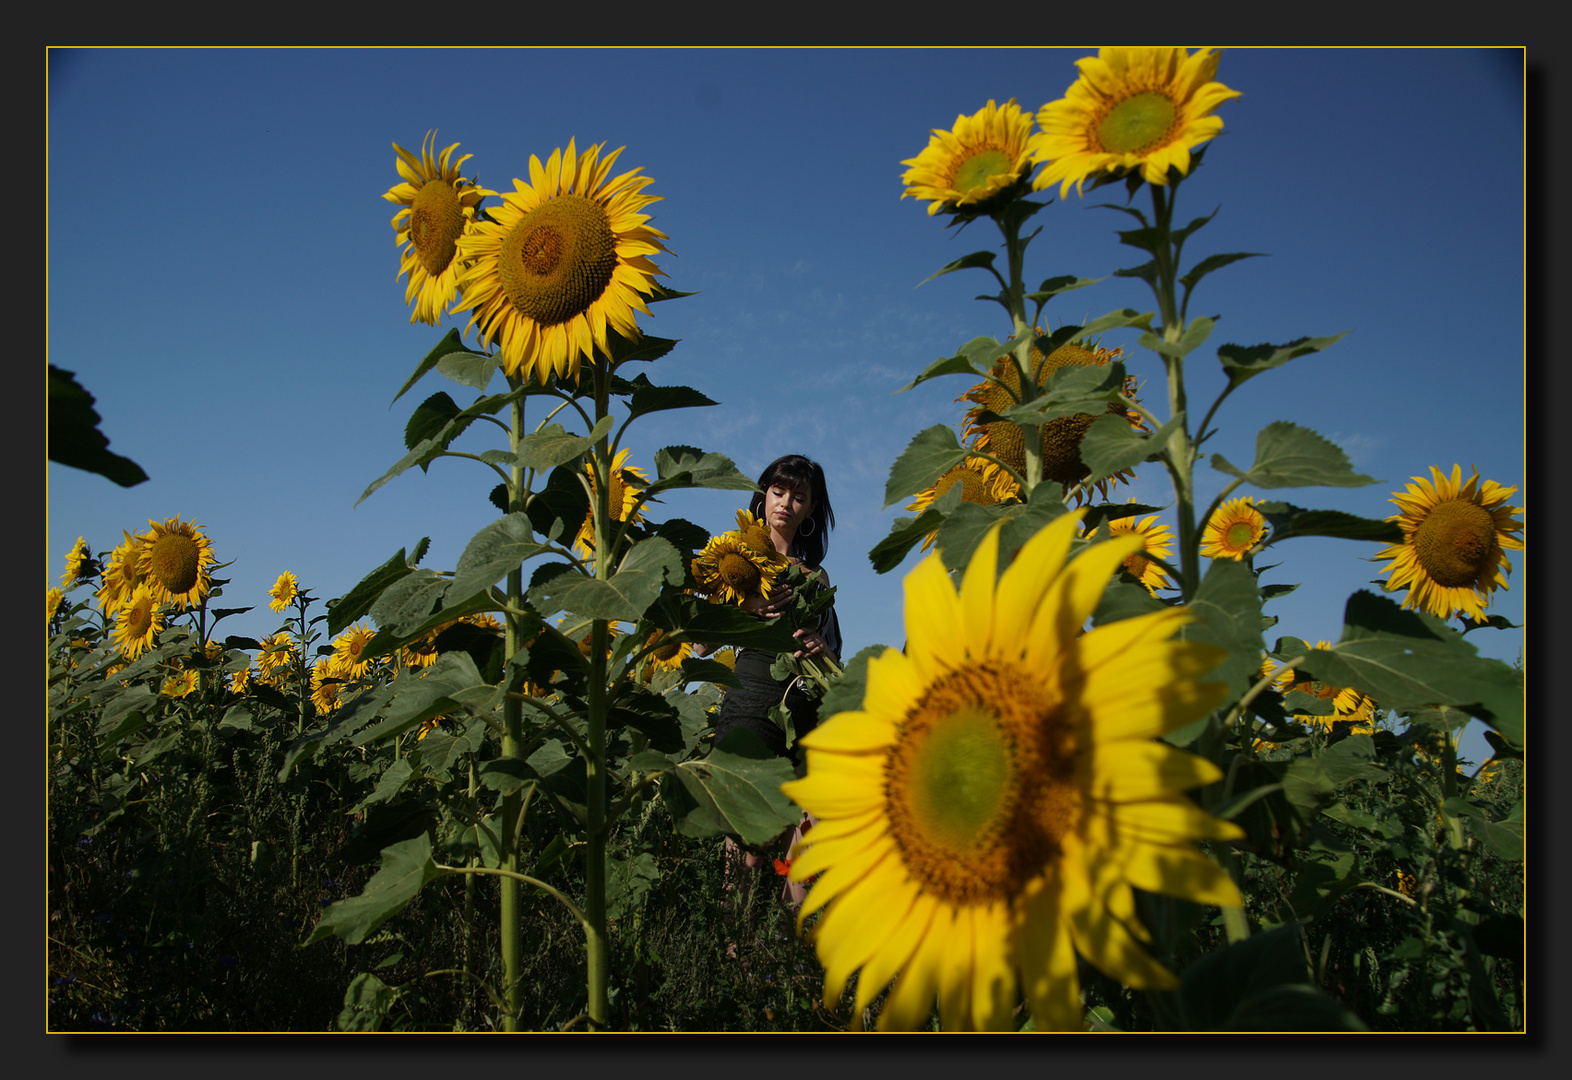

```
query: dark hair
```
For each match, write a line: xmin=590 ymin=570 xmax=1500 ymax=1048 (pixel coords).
xmin=749 ymin=454 xmax=835 ymax=566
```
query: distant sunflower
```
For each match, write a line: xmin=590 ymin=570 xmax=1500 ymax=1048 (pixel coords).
xmin=162 ymin=668 xmax=200 ymax=699
xmin=401 ymin=630 xmax=441 ymax=670
xmin=1200 ymin=497 xmax=1266 ymax=560
xmin=1373 ymin=464 xmax=1524 ymax=622
xmin=641 ymin=628 xmax=694 ymax=676
xmin=331 ymin=622 xmax=378 ymax=681
xmin=310 ymin=659 xmax=344 ymax=715
xmin=268 ymin=572 xmax=299 ymax=613
xmin=1030 ymin=47 xmax=1240 ymax=199
xmin=97 ymin=531 xmax=148 ymax=614
xmin=384 ymin=131 xmax=491 ymax=325
xmin=456 ymin=139 xmax=668 ymax=384
xmin=1100 ymin=505 xmax=1174 ymax=594
xmin=1273 ymin=642 xmax=1376 ymax=730
xmin=112 ymin=585 xmax=163 ymax=660
xmin=47 ymin=587 xmax=65 ymax=624
xmin=60 ymin=537 xmax=91 ymax=588
xmin=140 ymin=517 xmax=216 ymax=611
xmin=256 ymin=633 xmax=299 ymax=685
xmin=464 ymin=612 xmax=505 ymax=633
xmin=900 ymin=99 xmax=1036 ymax=217
xmin=229 ymin=662 xmax=252 ymax=695
xmin=574 ymin=447 xmax=650 ymax=559
xmin=691 ymin=530 xmax=790 ymax=607
xmin=961 ymin=339 xmax=1141 ymax=503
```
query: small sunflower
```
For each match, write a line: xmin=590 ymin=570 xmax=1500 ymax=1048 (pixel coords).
xmin=1100 ymin=505 xmax=1175 ymax=595
xmin=1272 ymin=643 xmax=1376 ymax=730
xmin=139 ymin=517 xmax=216 ymax=611
xmin=1030 ymin=47 xmax=1241 ymax=199
xmin=161 ymin=668 xmax=200 ymax=699
xmin=464 ymin=612 xmax=505 ymax=633
xmin=268 ymin=572 xmax=299 ymax=613
xmin=782 ymin=512 xmax=1241 ymax=1031
xmin=734 ymin=508 xmax=774 ymax=554
xmin=96 ymin=531 xmax=148 ymax=614
xmin=229 ymin=662 xmax=252 ymax=695
xmin=401 ymin=630 xmax=442 ymax=670
xmin=310 ymin=659 xmax=344 ymax=715
xmin=574 ymin=448 xmax=651 ymax=559
xmin=47 ymin=587 xmax=65 ymax=624
xmin=640 ymin=628 xmax=694 ymax=676
xmin=331 ymin=622 xmax=378 ymax=682
xmin=111 ymin=585 xmax=164 ymax=660
xmin=256 ymin=632 xmax=299 ymax=685
xmin=455 ymin=139 xmax=668 ymax=384
xmin=961 ymin=339 xmax=1141 ymax=503
xmin=1373 ymin=464 xmax=1524 ymax=622
xmin=60 ymin=537 xmax=91 ymax=588
xmin=691 ymin=530 xmax=790 ymax=607
xmin=900 ymin=99 xmax=1036 ymax=217
xmin=384 ymin=131 xmax=491 ymax=325
xmin=1200 ymin=497 xmax=1267 ymax=560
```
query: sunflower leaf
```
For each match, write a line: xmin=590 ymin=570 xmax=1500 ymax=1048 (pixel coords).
xmin=882 ymin=425 xmax=969 ymax=508
xmin=646 ymin=595 xmax=799 ymax=653
xmin=1003 ymin=362 xmax=1128 ymax=427
xmin=916 ymin=249 xmax=997 ymax=288
xmin=933 ymin=483 xmax=1068 ymax=574
xmin=448 ymin=514 xmax=550 ymax=600
xmin=1176 ymin=557 xmax=1264 ymax=707
xmin=1026 ymin=274 xmax=1105 ymax=304
xmin=645 ymin=446 xmax=758 ymax=497
xmin=679 ymin=657 xmax=742 ymax=690
xmin=1080 ymin=411 xmax=1184 ymax=482
xmin=868 ymin=510 xmax=947 ymax=574
xmin=1295 ymin=592 xmax=1523 ymax=746
xmin=896 ymin=353 xmax=984 ymax=393
xmin=434 ymin=349 xmax=500 ymax=392
xmin=1070 ymin=308 xmax=1155 ymax=341
xmin=368 ymin=568 xmax=451 ymax=637
xmin=307 ymin=834 xmax=445 ymax=946
xmin=354 ymin=652 xmax=489 ymax=747
xmin=1139 ymin=316 xmax=1215 ymax=361
xmin=625 ymin=378 xmax=718 ymax=421
xmin=1254 ymin=501 xmax=1403 ymax=546
xmin=1216 ymin=334 xmax=1351 ymax=391
xmin=532 ymin=537 xmax=682 ymax=623
xmin=517 ymin=416 xmax=616 ymax=472
xmin=669 ymin=729 xmax=800 ymax=846
xmin=331 ymin=543 xmax=428 ymax=636
xmin=47 ymin=365 xmax=149 ymax=487
xmin=1178 ymin=251 xmax=1267 ymax=294
xmin=391 ymin=328 xmax=474 ymax=406
xmin=1210 ymin=421 xmax=1377 ymax=490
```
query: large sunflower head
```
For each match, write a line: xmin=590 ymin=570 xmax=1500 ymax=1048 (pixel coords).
xmin=1373 ymin=464 xmax=1524 ymax=622
xmin=455 ymin=139 xmax=668 ymax=385
xmin=385 ymin=131 xmax=491 ymax=326
xmin=781 ymin=512 xmax=1241 ymax=1031
xmin=1200 ymin=497 xmax=1267 ymax=560
xmin=268 ymin=571 xmax=299 ymax=613
xmin=1030 ymin=46 xmax=1240 ymax=199
xmin=573 ymin=448 xmax=651 ymax=560
xmin=733 ymin=508 xmax=775 ymax=554
xmin=962 ymin=339 xmax=1141 ymax=503
xmin=139 ymin=517 xmax=216 ymax=611
xmin=1099 ymin=504 xmax=1175 ymax=595
xmin=111 ymin=584 xmax=164 ymax=661
xmin=691 ymin=530 xmax=790 ymax=606
xmin=1272 ymin=642 xmax=1376 ymax=730
xmin=900 ymin=99 xmax=1036 ymax=217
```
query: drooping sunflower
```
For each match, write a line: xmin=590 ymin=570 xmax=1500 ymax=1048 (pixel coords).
xmin=384 ymin=132 xmax=491 ymax=325
xmin=111 ymin=585 xmax=164 ymax=660
xmin=331 ymin=622 xmax=378 ymax=682
xmin=1100 ymin=504 xmax=1175 ymax=595
xmin=139 ymin=517 xmax=216 ymax=611
xmin=1373 ymin=464 xmax=1524 ymax=622
xmin=1200 ymin=497 xmax=1267 ymax=560
xmin=574 ymin=447 xmax=651 ymax=560
xmin=640 ymin=628 xmax=694 ymax=678
xmin=268 ymin=572 xmax=299 ymax=613
xmin=455 ymin=139 xmax=668 ymax=384
xmin=60 ymin=537 xmax=91 ymax=588
xmin=1272 ymin=642 xmax=1376 ymax=731
xmin=96 ymin=531 xmax=148 ymax=614
xmin=47 ymin=587 xmax=66 ymax=623
xmin=900 ymin=99 xmax=1036 ymax=217
xmin=734 ymin=508 xmax=774 ymax=554
xmin=691 ymin=530 xmax=790 ymax=607
xmin=782 ymin=512 xmax=1242 ymax=1031
xmin=961 ymin=339 xmax=1142 ymax=503
xmin=1030 ymin=47 xmax=1241 ymax=200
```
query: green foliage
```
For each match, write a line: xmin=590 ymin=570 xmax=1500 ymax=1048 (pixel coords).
xmin=48 ymin=364 xmax=149 ymax=487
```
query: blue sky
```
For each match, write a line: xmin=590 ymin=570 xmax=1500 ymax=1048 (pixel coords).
xmin=47 ymin=47 xmax=1525 ymax=763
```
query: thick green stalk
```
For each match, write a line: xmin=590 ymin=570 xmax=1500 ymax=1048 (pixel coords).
xmin=999 ymin=211 xmax=1043 ymax=493
xmin=584 ymin=358 xmax=613 ymax=1030
xmin=498 ymin=388 xmax=527 ymax=1031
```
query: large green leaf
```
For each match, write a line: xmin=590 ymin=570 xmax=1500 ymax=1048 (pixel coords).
xmin=47 ymin=365 xmax=149 ymax=487
xmin=644 ymin=446 xmax=757 ymax=498
xmin=1176 ymin=557 xmax=1264 ymax=708
xmin=867 ymin=510 xmax=946 ymax=575
xmin=895 ymin=331 xmax=1029 ymax=393
xmin=448 ymin=513 xmax=550 ymax=600
xmin=1174 ymin=922 xmax=1325 ymax=1031
xmin=517 ymin=415 xmax=615 ymax=472
xmin=331 ymin=541 xmax=429 ymax=637
xmin=1443 ymin=797 xmax=1523 ymax=861
xmin=1210 ymin=421 xmax=1377 ymax=490
xmin=307 ymin=834 xmax=444 ymax=946
xmin=404 ymin=392 xmax=461 ymax=452
xmin=354 ymin=652 xmax=496 ymax=746
xmin=1254 ymin=501 xmax=1404 ymax=546
xmin=647 ymin=595 xmax=800 ymax=653
xmin=625 ymin=377 xmax=718 ymax=421
xmin=1000 ymin=362 xmax=1126 ymax=427
xmin=1317 ymin=733 xmax=1388 ymax=786
xmin=1080 ymin=411 xmax=1184 ymax=482
xmin=368 ymin=568 xmax=450 ymax=638
xmin=1137 ymin=316 xmax=1214 ymax=362
xmin=931 ymin=484 xmax=1069 ymax=574
xmin=1216 ymin=333 xmax=1349 ymax=391
xmin=669 ymin=729 xmax=800 ymax=847
xmin=882 ymin=425 xmax=968 ymax=508
xmin=530 ymin=537 xmax=682 ymax=621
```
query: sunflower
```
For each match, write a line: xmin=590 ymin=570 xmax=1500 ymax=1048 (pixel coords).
xmin=905 ymin=457 xmax=1017 ymax=551
xmin=47 ymin=587 xmax=65 ymax=624
xmin=455 ymin=139 xmax=668 ymax=384
xmin=256 ymin=632 xmax=299 ymax=685
xmin=640 ymin=628 xmax=694 ymax=676
xmin=331 ymin=622 xmax=378 ymax=681
xmin=139 ymin=517 xmax=216 ymax=611
xmin=384 ymin=132 xmax=491 ymax=326
xmin=310 ymin=658 xmax=344 ymax=715
xmin=111 ymin=585 xmax=164 ymax=660
xmin=1099 ymin=504 xmax=1174 ymax=595
xmin=691 ymin=530 xmax=790 ymax=607
xmin=60 ymin=537 xmax=91 ymax=588
xmin=734 ymin=508 xmax=774 ymax=554
xmin=1030 ymin=47 xmax=1241 ymax=200
xmin=1200 ymin=497 xmax=1266 ymax=560
xmin=268 ymin=572 xmax=299 ymax=613
xmin=782 ymin=512 xmax=1241 ymax=1031
xmin=401 ymin=630 xmax=442 ymax=670
xmin=573 ymin=448 xmax=650 ymax=559
xmin=1373 ymin=464 xmax=1524 ymax=622
xmin=96 ymin=531 xmax=148 ymax=614
xmin=1272 ymin=642 xmax=1376 ymax=730
xmin=161 ymin=668 xmax=200 ymax=699
xmin=961 ymin=339 xmax=1141 ymax=503
xmin=900 ymin=99 xmax=1036 ymax=217
xmin=229 ymin=662 xmax=252 ymax=695
xmin=464 ymin=612 xmax=505 ymax=633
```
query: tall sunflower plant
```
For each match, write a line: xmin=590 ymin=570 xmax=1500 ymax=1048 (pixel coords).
xmin=826 ymin=48 xmax=1524 ymax=1031
xmin=297 ymin=134 xmax=814 ymax=1032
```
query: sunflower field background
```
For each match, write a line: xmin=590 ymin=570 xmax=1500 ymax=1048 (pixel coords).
xmin=47 ymin=47 xmax=1528 ymax=1033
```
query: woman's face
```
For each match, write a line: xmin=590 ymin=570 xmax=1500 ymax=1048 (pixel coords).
xmin=764 ymin=479 xmax=814 ymax=539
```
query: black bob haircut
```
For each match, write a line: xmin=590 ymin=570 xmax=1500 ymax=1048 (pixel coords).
xmin=748 ymin=454 xmax=835 ymax=567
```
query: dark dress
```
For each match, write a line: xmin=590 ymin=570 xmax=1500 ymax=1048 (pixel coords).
xmin=711 ymin=571 xmax=842 ymax=762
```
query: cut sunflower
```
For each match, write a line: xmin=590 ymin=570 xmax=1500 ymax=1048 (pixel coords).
xmin=1098 ymin=504 xmax=1175 ymax=595
xmin=139 ymin=517 xmax=216 ymax=611
xmin=961 ymin=339 xmax=1142 ymax=503
xmin=456 ymin=139 xmax=668 ymax=384
xmin=1030 ymin=47 xmax=1240 ymax=199
xmin=385 ymin=131 xmax=491 ymax=325
xmin=573 ymin=447 xmax=650 ymax=560
xmin=111 ymin=584 xmax=164 ymax=660
xmin=268 ymin=571 xmax=299 ymax=613
xmin=900 ymin=99 xmax=1036 ymax=217
xmin=782 ymin=512 xmax=1241 ymax=1031
xmin=1373 ymin=464 xmax=1524 ymax=622
xmin=691 ymin=528 xmax=790 ymax=607
xmin=1200 ymin=497 xmax=1266 ymax=560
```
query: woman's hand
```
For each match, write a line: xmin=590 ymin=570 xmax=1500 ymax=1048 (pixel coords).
xmin=792 ymin=627 xmax=831 ymax=661
xmin=741 ymin=582 xmax=793 ymax=618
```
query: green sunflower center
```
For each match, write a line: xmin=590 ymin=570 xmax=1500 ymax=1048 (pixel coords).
xmin=1098 ymin=91 xmax=1179 ymax=154
xmin=1224 ymin=519 xmax=1258 ymax=552
xmin=718 ymin=551 xmax=763 ymax=595
xmin=148 ymin=535 xmax=201 ymax=594
xmin=1414 ymin=498 xmax=1497 ymax=587
xmin=885 ymin=663 xmax=1074 ymax=906
xmin=498 ymin=194 xmax=618 ymax=328
xmin=410 ymin=180 xmax=466 ymax=277
xmin=952 ymin=147 xmax=1012 ymax=195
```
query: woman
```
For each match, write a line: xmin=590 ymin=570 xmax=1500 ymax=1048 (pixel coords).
xmin=698 ymin=454 xmax=840 ymax=912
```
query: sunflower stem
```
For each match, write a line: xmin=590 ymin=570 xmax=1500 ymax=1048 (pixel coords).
xmin=997 ymin=208 xmax=1042 ymax=494
xmin=584 ymin=355 xmax=614 ymax=1032
xmin=498 ymin=381 xmax=527 ymax=1032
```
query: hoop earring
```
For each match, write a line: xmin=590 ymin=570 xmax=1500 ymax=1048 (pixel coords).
xmin=798 ymin=516 xmax=816 ymax=537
